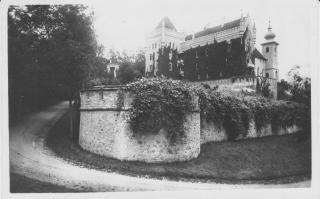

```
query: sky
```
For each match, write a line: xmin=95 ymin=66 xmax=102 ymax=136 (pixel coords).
xmin=91 ymin=0 xmax=317 ymax=79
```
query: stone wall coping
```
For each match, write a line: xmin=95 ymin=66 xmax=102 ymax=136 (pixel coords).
xmin=80 ymin=107 xmax=200 ymax=113
xmin=80 ymin=86 xmax=125 ymax=92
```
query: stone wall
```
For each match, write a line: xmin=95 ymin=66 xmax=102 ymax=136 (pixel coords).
xmin=79 ymin=88 xmax=200 ymax=163
xmin=200 ymin=117 xmax=300 ymax=144
xmin=79 ymin=87 xmax=300 ymax=163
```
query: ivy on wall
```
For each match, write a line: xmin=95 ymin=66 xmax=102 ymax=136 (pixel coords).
xmin=155 ymin=28 xmax=253 ymax=82
xmin=125 ymin=78 xmax=196 ymax=142
xmin=199 ymin=87 xmax=310 ymax=140
xmin=157 ymin=46 xmax=180 ymax=79
xmin=118 ymin=78 xmax=310 ymax=143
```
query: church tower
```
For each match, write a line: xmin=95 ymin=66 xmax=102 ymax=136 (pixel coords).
xmin=261 ymin=20 xmax=279 ymax=80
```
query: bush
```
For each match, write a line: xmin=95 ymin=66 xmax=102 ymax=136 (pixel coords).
xmin=124 ymin=78 xmax=197 ymax=142
xmin=199 ymin=90 xmax=252 ymax=140
xmin=200 ymin=88 xmax=310 ymax=140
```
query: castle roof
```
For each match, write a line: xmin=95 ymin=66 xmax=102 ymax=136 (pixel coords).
xmin=185 ymin=18 xmax=242 ymax=41
xmin=154 ymin=16 xmax=177 ymax=31
xmin=252 ymin=48 xmax=267 ymax=61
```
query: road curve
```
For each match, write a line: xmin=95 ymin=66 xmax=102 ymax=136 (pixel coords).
xmin=9 ymin=102 xmax=310 ymax=192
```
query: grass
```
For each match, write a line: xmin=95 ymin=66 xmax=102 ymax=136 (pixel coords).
xmin=10 ymin=173 xmax=82 ymax=193
xmin=46 ymin=112 xmax=311 ymax=184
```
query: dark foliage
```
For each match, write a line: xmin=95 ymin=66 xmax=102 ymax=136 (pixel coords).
xmin=156 ymin=46 xmax=180 ymax=79
xmin=181 ymin=29 xmax=251 ymax=81
xmin=199 ymin=88 xmax=310 ymax=140
xmin=125 ymin=78 xmax=196 ymax=142
xmin=8 ymin=5 xmax=104 ymax=123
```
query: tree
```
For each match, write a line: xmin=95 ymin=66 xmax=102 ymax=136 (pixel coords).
xmin=277 ymin=79 xmax=292 ymax=100
xmin=8 ymin=5 xmax=104 ymax=125
xmin=117 ymin=62 xmax=141 ymax=84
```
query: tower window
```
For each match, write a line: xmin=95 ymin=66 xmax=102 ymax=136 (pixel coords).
xmin=266 ymin=73 xmax=269 ymax=78
xmin=169 ymin=63 xmax=172 ymax=72
xmin=266 ymin=47 xmax=269 ymax=53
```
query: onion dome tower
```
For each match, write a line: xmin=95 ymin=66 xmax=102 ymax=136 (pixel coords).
xmin=261 ymin=19 xmax=279 ymax=80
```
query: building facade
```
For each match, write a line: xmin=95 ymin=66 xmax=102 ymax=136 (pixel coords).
xmin=145 ymin=14 xmax=279 ymax=83
xmin=145 ymin=16 xmax=185 ymax=76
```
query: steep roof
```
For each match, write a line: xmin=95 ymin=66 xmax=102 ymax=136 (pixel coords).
xmin=185 ymin=18 xmax=242 ymax=41
xmin=154 ymin=16 xmax=177 ymax=31
xmin=252 ymin=48 xmax=267 ymax=61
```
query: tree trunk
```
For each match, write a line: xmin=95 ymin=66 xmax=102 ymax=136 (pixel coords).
xmin=69 ymin=99 xmax=73 ymax=139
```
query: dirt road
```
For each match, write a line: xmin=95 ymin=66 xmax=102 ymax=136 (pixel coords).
xmin=9 ymin=102 xmax=310 ymax=192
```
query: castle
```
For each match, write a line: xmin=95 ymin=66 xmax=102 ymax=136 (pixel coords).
xmin=145 ymin=14 xmax=279 ymax=84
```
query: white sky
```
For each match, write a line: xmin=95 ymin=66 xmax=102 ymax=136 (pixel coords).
xmin=91 ymin=0 xmax=317 ymax=79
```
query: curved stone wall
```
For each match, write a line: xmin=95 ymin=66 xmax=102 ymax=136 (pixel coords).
xmin=79 ymin=88 xmax=200 ymax=163
xmin=79 ymin=87 xmax=302 ymax=163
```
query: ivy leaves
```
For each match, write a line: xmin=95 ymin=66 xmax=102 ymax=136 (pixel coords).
xmin=125 ymin=78 xmax=196 ymax=142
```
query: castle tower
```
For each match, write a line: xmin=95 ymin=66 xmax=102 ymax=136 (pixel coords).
xmin=145 ymin=17 xmax=184 ymax=76
xmin=261 ymin=19 xmax=279 ymax=80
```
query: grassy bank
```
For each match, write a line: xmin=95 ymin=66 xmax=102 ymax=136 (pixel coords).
xmin=10 ymin=173 xmax=83 ymax=193
xmin=46 ymin=112 xmax=311 ymax=184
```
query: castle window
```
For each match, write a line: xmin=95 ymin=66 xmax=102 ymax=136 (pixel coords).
xmin=205 ymin=48 xmax=208 ymax=56
xmin=195 ymin=50 xmax=198 ymax=58
xmin=169 ymin=63 xmax=172 ymax=72
xmin=172 ymin=43 xmax=175 ymax=49
xmin=266 ymin=47 xmax=269 ymax=53
xmin=266 ymin=73 xmax=269 ymax=78
xmin=150 ymin=54 xmax=152 ymax=60
xmin=275 ymin=47 xmax=277 ymax=52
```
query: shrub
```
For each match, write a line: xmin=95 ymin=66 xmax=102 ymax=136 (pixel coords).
xmin=199 ymin=90 xmax=252 ymax=140
xmin=125 ymin=78 xmax=197 ymax=142
xmin=200 ymin=89 xmax=310 ymax=140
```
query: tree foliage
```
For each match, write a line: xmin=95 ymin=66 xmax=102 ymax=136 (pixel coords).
xmin=277 ymin=66 xmax=311 ymax=107
xmin=8 ymin=5 xmax=105 ymax=122
xmin=116 ymin=50 xmax=145 ymax=85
